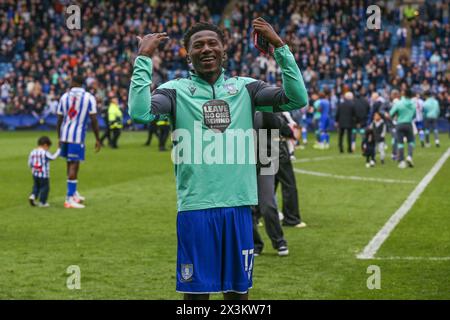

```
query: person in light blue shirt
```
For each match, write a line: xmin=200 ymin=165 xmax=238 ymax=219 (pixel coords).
xmin=423 ymin=92 xmax=441 ymax=147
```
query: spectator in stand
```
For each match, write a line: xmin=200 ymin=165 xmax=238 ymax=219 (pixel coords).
xmin=0 ymin=0 xmax=447 ymax=121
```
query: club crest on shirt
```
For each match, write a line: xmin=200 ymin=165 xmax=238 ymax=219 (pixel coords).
xmin=181 ymin=264 xmax=193 ymax=281
xmin=223 ymin=83 xmax=238 ymax=95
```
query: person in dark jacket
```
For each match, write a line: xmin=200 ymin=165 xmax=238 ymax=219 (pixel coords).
xmin=99 ymin=97 xmax=111 ymax=147
xmin=275 ymin=113 xmax=306 ymax=228
xmin=369 ymin=111 xmax=387 ymax=164
xmin=362 ymin=128 xmax=376 ymax=168
xmin=253 ymin=111 xmax=289 ymax=257
xmin=353 ymin=87 xmax=371 ymax=150
xmin=335 ymin=91 xmax=356 ymax=153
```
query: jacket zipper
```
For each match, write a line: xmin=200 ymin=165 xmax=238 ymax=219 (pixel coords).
xmin=210 ymin=84 xmax=216 ymax=99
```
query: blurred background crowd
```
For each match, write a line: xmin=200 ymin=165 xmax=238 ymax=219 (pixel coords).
xmin=0 ymin=0 xmax=448 ymax=120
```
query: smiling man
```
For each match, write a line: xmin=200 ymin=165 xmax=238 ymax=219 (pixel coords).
xmin=128 ymin=18 xmax=308 ymax=300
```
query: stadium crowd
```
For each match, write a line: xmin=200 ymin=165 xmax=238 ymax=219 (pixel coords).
xmin=0 ymin=0 xmax=448 ymax=121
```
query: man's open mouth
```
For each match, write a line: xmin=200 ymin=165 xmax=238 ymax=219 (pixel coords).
xmin=200 ymin=56 xmax=216 ymax=62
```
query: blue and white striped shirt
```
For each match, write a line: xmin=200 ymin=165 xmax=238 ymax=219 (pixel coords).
xmin=28 ymin=148 xmax=60 ymax=178
xmin=57 ymin=87 xmax=97 ymax=144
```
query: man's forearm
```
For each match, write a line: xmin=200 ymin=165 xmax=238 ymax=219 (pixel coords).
xmin=128 ymin=56 xmax=155 ymax=124
xmin=274 ymin=45 xmax=308 ymax=110
xmin=56 ymin=116 xmax=63 ymax=140
xmin=91 ymin=117 xmax=100 ymax=141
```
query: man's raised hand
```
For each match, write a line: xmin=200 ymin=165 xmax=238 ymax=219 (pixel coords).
xmin=252 ymin=17 xmax=284 ymax=48
xmin=137 ymin=33 xmax=170 ymax=58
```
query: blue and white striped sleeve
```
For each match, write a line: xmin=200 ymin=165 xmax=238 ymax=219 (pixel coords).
xmin=57 ymin=93 xmax=66 ymax=115
xmin=28 ymin=151 xmax=33 ymax=168
xmin=45 ymin=149 xmax=61 ymax=161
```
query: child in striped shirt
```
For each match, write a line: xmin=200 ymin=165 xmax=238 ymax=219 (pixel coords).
xmin=28 ymin=136 xmax=60 ymax=207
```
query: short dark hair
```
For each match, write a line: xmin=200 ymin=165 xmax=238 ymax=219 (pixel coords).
xmin=404 ymin=87 xmax=413 ymax=98
xmin=38 ymin=136 xmax=52 ymax=146
xmin=183 ymin=22 xmax=225 ymax=49
xmin=71 ymin=74 xmax=84 ymax=87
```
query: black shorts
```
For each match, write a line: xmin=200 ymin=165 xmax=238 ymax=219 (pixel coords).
xmin=425 ymin=119 xmax=438 ymax=131
xmin=396 ymin=123 xmax=414 ymax=145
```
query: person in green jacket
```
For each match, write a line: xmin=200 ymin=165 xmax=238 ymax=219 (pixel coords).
xmin=389 ymin=88 xmax=416 ymax=169
xmin=128 ymin=19 xmax=308 ymax=300
xmin=423 ymin=92 xmax=440 ymax=147
xmin=108 ymin=97 xmax=123 ymax=149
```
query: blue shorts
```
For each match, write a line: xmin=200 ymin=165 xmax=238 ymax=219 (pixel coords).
xmin=415 ymin=121 xmax=424 ymax=130
xmin=60 ymin=143 xmax=85 ymax=162
xmin=319 ymin=117 xmax=329 ymax=132
xmin=176 ymin=206 xmax=254 ymax=294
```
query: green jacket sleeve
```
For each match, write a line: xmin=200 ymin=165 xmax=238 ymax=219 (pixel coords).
xmin=273 ymin=44 xmax=308 ymax=110
xmin=128 ymin=56 xmax=174 ymax=124
xmin=128 ymin=56 xmax=154 ymax=123
xmin=389 ymin=103 xmax=398 ymax=118
xmin=243 ymin=45 xmax=308 ymax=112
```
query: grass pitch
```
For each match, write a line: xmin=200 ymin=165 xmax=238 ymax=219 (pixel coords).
xmin=0 ymin=131 xmax=449 ymax=299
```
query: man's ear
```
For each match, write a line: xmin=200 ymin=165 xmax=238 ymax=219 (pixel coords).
xmin=222 ymin=43 xmax=228 ymax=61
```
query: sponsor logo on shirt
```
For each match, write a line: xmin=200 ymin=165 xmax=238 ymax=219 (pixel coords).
xmin=202 ymin=99 xmax=231 ymax=133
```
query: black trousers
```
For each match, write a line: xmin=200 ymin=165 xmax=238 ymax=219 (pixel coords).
xmin=396 ymin=123 xmax=414 ymax=144
xmin=111 ymin=128 xmax=121 ymax=148
xmin=145 ymin=121 xmax=158 ymax=145
xmin=275 ymin=160 xmax=302 ymax=226
xmin=158 ymin=125 xmax=170 ymax=150
xmin=339 ymin=127 xmax=353 ymax=153
xmin=100 ymin=118 xmax=111 ymax=146
xmin=365 ymin=147 xmax=376 ymax=162
xmin=32 ymin=176 xmax=49 ymax=203
xmin=424 ymin=118 xmax=438 ymax=143
xmin=396 ymin=123 xmax=414 ymax=161
xmin=252 ymin=174 xmax=287 ymax=252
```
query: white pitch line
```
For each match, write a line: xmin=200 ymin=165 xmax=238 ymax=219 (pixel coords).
xmin=357 ymin=147 xmax=450 ymax=260
xmin=292 ymin=155 xmax=357 ymax=163
xmin=372 ymin=256 xmax=450 ymax=261
xmin=293 ymin=168 xmax=416 ymax=184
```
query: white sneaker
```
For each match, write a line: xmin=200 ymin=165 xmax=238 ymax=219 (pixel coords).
xmin=73 ymin=191 xmax=85 ymax=203
xmin=406 ymin=156 xmax=414 ymax=168
xmin=435 ymin=140 xmax=440 ymax=147
xmin=294 ymin=222 xmax=307 ymax=228
xmin=38 ymin=202 xmax=50 ymax=208
xmin=29 ymin=194 xmax=36 ymax=207
xmin=313 ymin=143 xmax=323 ymax=150
xmin=277 ymin=246 xmax=289 ymax=256
xmin=398 ymin=161 xmax=407 ymax=169
xmin=278 ymin=211 xmax=284 ymax=221
xmin=370 ymin=160 xmax=375 ymax=167
xmin=64 ymin=197 xmax=85 ymax=209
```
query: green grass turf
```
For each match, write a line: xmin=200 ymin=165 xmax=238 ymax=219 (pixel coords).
xmin=0 ymin=131 xmax=449 ymax=299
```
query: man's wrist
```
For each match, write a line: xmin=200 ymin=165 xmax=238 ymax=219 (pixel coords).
xmin=272 ymin=38 xmax=285 ymax=48
xmin=138 ymin=52 xmax=152 ymax=58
